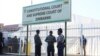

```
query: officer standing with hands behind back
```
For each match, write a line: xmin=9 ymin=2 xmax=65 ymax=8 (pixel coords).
xmin=34 ymin=30 xmax=42 ymax=56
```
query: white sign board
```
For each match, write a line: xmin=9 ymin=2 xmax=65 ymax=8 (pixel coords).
xmin=22 ymin=0 xmax=71 ymax=25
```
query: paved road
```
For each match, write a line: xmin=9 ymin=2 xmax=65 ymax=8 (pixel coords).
xmin=0 ymin=53 xmax=90 ymax=56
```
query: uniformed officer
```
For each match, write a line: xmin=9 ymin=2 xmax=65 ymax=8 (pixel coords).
xmin=80 ymin=35 xmax=87 ymax=56
xmin=45 ymin=31 xmax=56 ymax=56
xmin=57 ymin=28 xmax=65 ymax=56
xmin=0 ymin=32 xmax=4 ymax=54
xmin=34 ymin=30 xmax=42 ymax=56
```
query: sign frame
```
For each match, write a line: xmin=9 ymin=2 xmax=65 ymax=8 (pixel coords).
xmin=22 ymin=0 xmax=71 ymax=25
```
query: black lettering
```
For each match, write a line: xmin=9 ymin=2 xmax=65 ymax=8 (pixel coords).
xmin=27 ymin=14 xmax=32 ymax=17
xmin=46 ymin=10 xmax=57 ymax=14
xmin=57 ymin=9 xmax=62 ymax=13
xmin=26 ymin=6 xmax=50 ymax=13
xmin=35 ymin=16 xmax=51 ymax=21
xmin=33 ymin=12 xmax=46 ymax=17
xmin=51 ymin=4 xmax=62 ymax=9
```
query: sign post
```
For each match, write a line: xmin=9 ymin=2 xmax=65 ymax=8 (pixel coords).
xmin=26 ymin=25 xmax=29 ymax=56
xmin=65 ymin=21 xmax=67 ymax=56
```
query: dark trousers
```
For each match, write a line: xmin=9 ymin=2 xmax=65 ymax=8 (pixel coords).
xmin=0 ymin=43 xmax=3 ymax=54
xmin=83 ymin=45 xmax=86 ymax=56
xmin=47 ymin=45 xmax=54 ymax=56
xmin=57 ymin=44 xmax=64 ymax=56
xmin=35 ymin=45 xmax=41 ymax=56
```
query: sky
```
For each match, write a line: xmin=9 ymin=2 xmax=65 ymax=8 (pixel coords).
xmin=0 ymin=0 xmax=100 ymax=25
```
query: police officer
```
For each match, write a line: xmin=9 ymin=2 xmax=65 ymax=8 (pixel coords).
xmin=34 ymin=30 xmax=42 ymax=56
xmin=57 ymin=28 xmax=65 ymax=56
xmin=80 ymin=35 xmax=87 ymax=56
xmin=0 ymin=32 xmax=4 ymax=54
xmin=45 ymin=31 xmax=56 ymax=56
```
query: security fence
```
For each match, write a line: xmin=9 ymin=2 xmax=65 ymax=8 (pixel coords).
xmin=3 ymin=23 xmax=100 ymax=56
